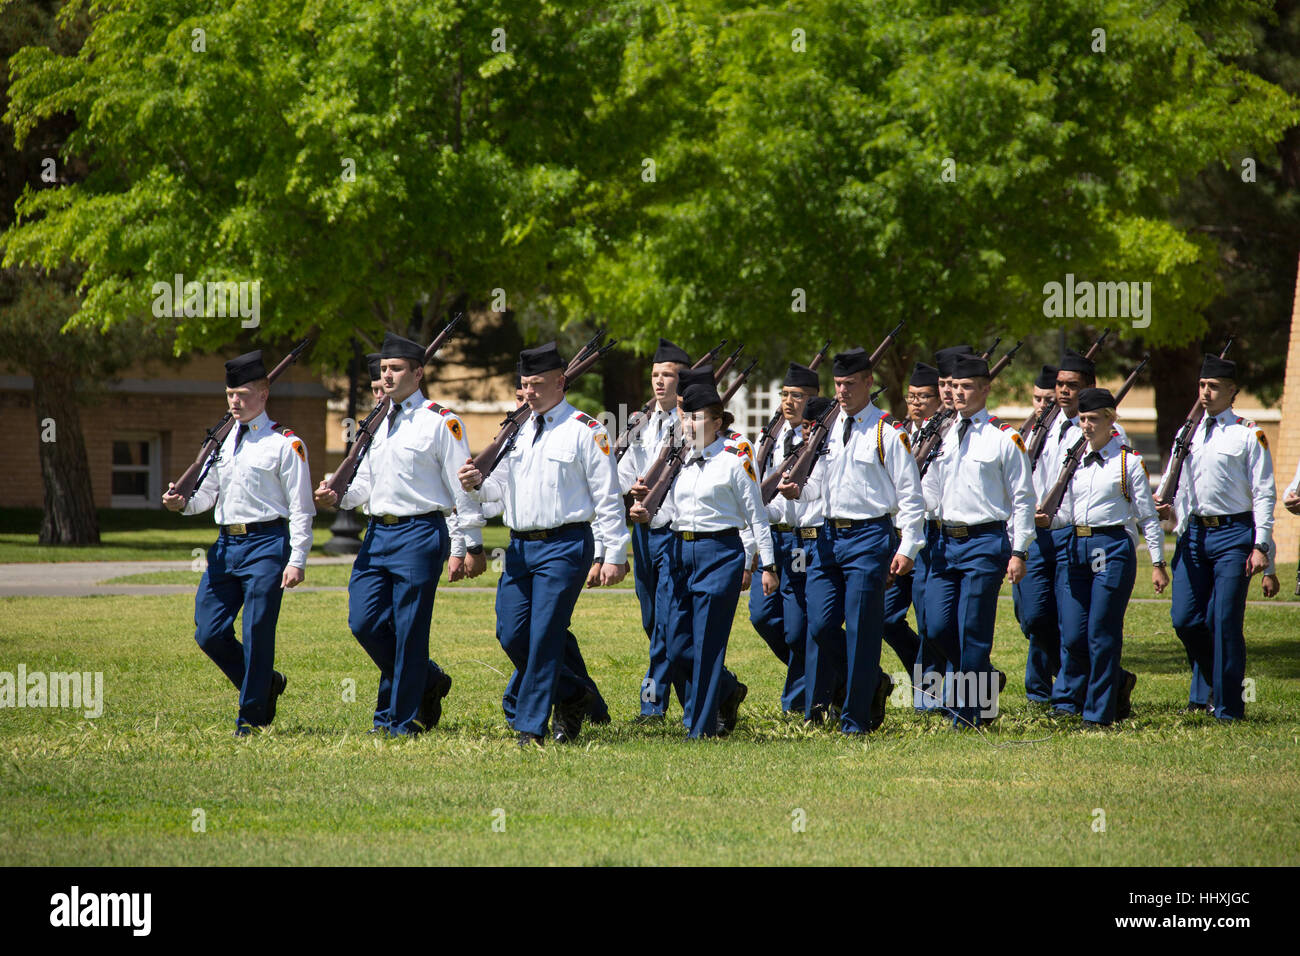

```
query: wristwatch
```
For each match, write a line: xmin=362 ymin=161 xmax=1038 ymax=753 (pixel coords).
xmin=761 ymin=564 xmax=777 ymax=574
xmin=1152 ymin=560 xmax=1167 ymax=569
xmin=466 ymin=544 xmax=484 ymax=556
xmin=1011 ymin=550 xmax=1028 ymax=561
xmin=1253 ymin=543 xmax=1271 ymax=557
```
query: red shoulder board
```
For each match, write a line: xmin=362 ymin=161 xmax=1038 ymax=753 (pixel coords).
xmin=575 ymin=411 xmax=599 ymax=429
xmin=988 ymin=416 xmax=1011 ymax=432
xmin=880 ymin=413 xmax=905 ymax=431
xmin=271 ymin=423 xmax=295 ymax=437
xmin=726 ymin=446 xmax=746 ymax=456
xmin=728 ymin=431 xmax=742 ymax=440
xmin=425 ymin=401 xmax=451 ymax=416
xmin=1234 ymin=416 xmax=1244 ymax=425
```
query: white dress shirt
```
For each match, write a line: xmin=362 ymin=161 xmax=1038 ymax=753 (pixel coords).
xmin=184 ymin=410 xmax=315 ymax=568
xmin=761 ymin=419 xmax=824 ymax=528
xmin=659 ymin=434 xmax=775 ymax=568
xmin=472 ymin=399 xmax=630 ymax=565
xmin=1053 ymin=436 xmax=1164 ymax=564
xmin=1034 ymin=411 xmax=1129 ymax=500
xmin=1161 ymin=407 xmax=1275 ymax=547
xmin=802 ymin=403 xmax=925 ymax=559
xmin=921 ymin=407 xmax=1036 ymax=552
xmin=339 ymin=392 xmax=485 ymax=551
xmin=618 ymin=405 xmax=678 ymax=495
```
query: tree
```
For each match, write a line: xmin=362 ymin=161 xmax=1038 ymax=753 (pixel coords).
xmin=0 ymin=0 xmax=173 ymax=544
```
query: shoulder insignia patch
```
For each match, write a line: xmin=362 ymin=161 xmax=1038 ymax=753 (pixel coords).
xmin=734 ymin=440 xmax=753 ymax=460
xmin=742 ymin=457 xmax=757 ymax=481
xmin=575 ymin=411 xmax=599 ymax=429
xmin=1010 ymin=431 xmax=1027 ymax=454
xmin=897 ymin=430 xmax=912 ymax=454
xmin=291 ymin=440 xmax=306 ymax=462
xmin=447 ymin=418 xmax=463 ymax=442
xmin=595 ymin=431 xmax=610 ymax=455
xmin=1257 ymin=429 xmax=1268 ymax=450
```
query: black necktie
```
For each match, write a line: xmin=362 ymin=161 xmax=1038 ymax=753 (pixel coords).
xmin=783 ymin=430 xmax=795 ymax=460
xmin=1203 ymin=416 xmax=1216 ymax=443
xmin=1059 ymin=420 xmax=1071 ymax=441
xmin=1084 ymin=451 xmax=1103 ymax=467
xmin=958 ymin=418 xmax=972 ymax=446
xmin=533 ymin=415 xmax=545 ymax=445
xmin=386 ymin=403 xmax=401 ymax=436
xmin=235 ymin=423 xmax=249 ymax=451
xmin=842 ymin=416 xmax=853 ymax=445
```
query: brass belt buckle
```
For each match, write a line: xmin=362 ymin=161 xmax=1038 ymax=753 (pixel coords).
xmin=227 ymin=523 xmax=247 ymax=535
xmin=947 ymin=525 xmax=968 ymax=539
xmin=682 ymin=531 xmax=697 ymax=541
xmin=1203 ymin=515 xmax=1221 ymax=527
xmin=799 ymin=528 xmax=818 ymax=539
xmin=833 ymin=519 xmax=852 ymax=529
xmin=1076 ymin=525 xmax=1092 ymax=537
xmin=380 ymin=514 xmax=400 ymax=525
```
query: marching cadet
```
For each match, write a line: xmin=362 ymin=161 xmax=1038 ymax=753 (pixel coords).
xmin=1013 ymin=363 xmax=1062 ymax=711
xmin=490 ymin=372 xmax=611 ymax=727
xmin=796 ymin=347 xmax=926 ymax=734
xmin=1155 ymin=354 xmax=1276 ymax=721
xmin=458 ymin=342 xmax=629 ymax=747
xmin=921 ymin=354 xmax=1034 ymax=729
xmin=618 ymin=338 xmax=692 ymax=721
xmin=1037 ymin=388 xmax=1165 ymax=725
xmin=162 ymin=350 xmax=314 ymax=736
xmin=629 ymin=380 xmax=776 ymax=738
xmin=367 ymin=352 xmax=384 ymax=403
xmin=884 ymin=361 xmax=946 ymax=711
xmin=314 ymin=332 xmax=486 ymax=736
xmin=1021 ymin=364 xmax=1058 ymax=439
xmin=750 ymin=362 xmax=822 ymax=715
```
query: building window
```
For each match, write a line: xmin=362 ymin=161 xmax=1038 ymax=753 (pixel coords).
xmin=111 ymin=434 xmax=160 ymax=508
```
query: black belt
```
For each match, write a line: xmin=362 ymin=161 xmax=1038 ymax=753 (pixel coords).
xmin=369 ymin=511 xmax=444 ymax=526
xmin=827 ymin=515 xmax=891 ymax=531
xmin=1190 ymin=511 xmax=1253 ymax=529
xmin=1071 ymin=524 xmax=1126 ymax=537
xmin=221 ymin=518 xmax=286 ymax=535
xmin=941 ymin=520 xmax=1006 ymax=540
xmin=511 ymin=521 xmax=587 ymax=541
xmin=675 ymin=529 xmax=740 ymax=541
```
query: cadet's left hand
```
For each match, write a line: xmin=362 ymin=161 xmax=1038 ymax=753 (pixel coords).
xmin=1034 ymin=510 xmax=1050 ymax=528
xmin=1284 ymin=491 xmax=1300 ymax=515
xmin=447 ymin=555 xmax=466 ymax=581
xmin=1152 ymin=566 xmax=1170 ymax=595
xmin=465 ymin=550 xmax=487 ymax=578
xmin=741 ymin=570 xmax=752 ymax=590
xmin=890 ymin=553 xmax=914 ymax=578
xmin=600 ymin=562 xmax=628 ymax=587
xmin=281 ymin=566 xmax=304 ymax=589
xmin=1246 ymin=549 xmax=1269 ymax=577
xmin=761 ymin=569 xmax=779 ymax=596
xmin=777 ymin=472 xmax=801 ymax=500
xmin=1262 ymin=573 xmax=1279 ymax=598
xmin=1006 ymin=555 xmax=1026 ymax=584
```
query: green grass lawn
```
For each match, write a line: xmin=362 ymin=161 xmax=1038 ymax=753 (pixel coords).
xmin=1 ymin=588 xmax=1296 ymax=865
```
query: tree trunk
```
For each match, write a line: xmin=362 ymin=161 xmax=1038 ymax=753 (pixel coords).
xmin=1148 ymin=341 xmax=1203 ymax=464
xmin=32 ymin=364 xmax=100 ymax=545
xmin=601 ymin=348 xmax=648 ymax=435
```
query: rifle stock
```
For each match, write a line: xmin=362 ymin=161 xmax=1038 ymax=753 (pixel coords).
xmin=1026 ymin=327 xmax=1113 ymax=470
xmin=756 ymin=341 xmax=830 ymax=476
xmin=172 ymin=337 xmax=311 ymax=501
xmin=760 ymin=403 xmax=840 ymax=504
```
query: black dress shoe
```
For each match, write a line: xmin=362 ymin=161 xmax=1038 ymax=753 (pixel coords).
xmin=1116 ymin=670 xmax=1137 ymax=721
xmin=419 ymin=672 xmax=453 ymax=729
xmin=718 ymin=682 xmax=748 ymax=736
xmin=996 ymin=669 xmax=1007 ymax=694
xmin=516 ymin=731 xmax=544 ymax=748
xmin=586 ymin=704 xmax=612 ymax=725
xmin=553 ymin=689 xmax=594 ymax=743
xmin=267 ymin=671 xmax=288 ymax=724
xmin=868 ymin=672 xmax=894 ymax=731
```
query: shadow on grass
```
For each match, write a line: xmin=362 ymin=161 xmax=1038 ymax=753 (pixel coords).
xmin=1126 ymin=634 xmax=1300 ymax=679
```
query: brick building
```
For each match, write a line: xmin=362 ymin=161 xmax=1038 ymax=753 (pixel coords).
xmin=0 ymin=354 xmax=329 ymax=509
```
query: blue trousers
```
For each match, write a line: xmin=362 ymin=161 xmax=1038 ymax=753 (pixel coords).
xmin=348 ymin=514 xmax=450 ymax=735
xmin=805 ymin=517 xmax=892 ymax=734
xmin=501 ymin=631 xmax=609 ymax=724
xmin=497 ymin=525 xmax=595 ymax=737
xmin=924 ymin=526 xmax=1009 ymax=728
xmin=1170 ymin=521 xmax=1252 ymax=720
xmin=670 ymin=532 xmax=744 ymax=738
xmin=640 ymin=525 xmax=687 ymax=715
xmin=1012 ymin=526 xmax=1061 ymax=703
xmin=1052 ymin=528 xmax=1135 ymax=723
xmin=884 ymin=526 xmax=947 ymax=710
xmin=194 ymin=525 xmax=289 ymax=730
xmin=749 ymin=527 xmax=812 ymax=713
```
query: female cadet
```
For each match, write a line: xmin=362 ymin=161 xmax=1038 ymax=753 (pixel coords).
xmin=1037 ymin=387 xmax=1168 ymax=726
xmin=629 ymin=380 xmax=777 ymax=738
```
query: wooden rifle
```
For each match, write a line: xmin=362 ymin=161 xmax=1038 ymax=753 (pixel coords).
xmin=755 ymin=340 xmax=831 ymax=475
xmin=613 ymin=340 xmax=727 ymax=462
xmin=1026 ymin=327 xmax=1112 ymax=471
xmin=1154 ymin=338 xmax=1234 ymax=508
